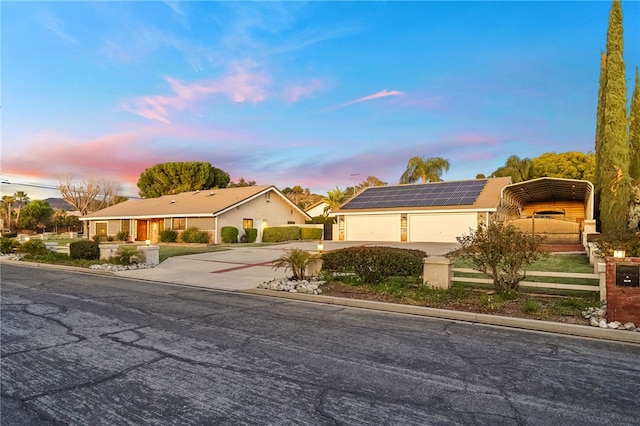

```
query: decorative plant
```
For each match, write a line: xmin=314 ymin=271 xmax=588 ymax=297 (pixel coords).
xmin=448 ymin=221 xmax=545 ymax=293
xmin=272 ymin=248 xmax=312 ymax=281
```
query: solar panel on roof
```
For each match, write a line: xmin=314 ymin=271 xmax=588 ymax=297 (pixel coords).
xmin=340 ymin=180 xmax=488 ymax=209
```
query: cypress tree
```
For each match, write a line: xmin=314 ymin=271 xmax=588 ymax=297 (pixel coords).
xmin=630 ymin=67 xmax=640 ymax=181
xmin=594 ymin=51 xmax=607 ymax=230
xmin=598 ymin=0 xmax=630 ymax=235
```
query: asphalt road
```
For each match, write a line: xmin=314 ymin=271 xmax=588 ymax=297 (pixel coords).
xmin=2 ymin=263 xmax=639 ymax=426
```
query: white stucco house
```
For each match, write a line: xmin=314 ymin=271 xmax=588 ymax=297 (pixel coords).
xmin=80 ymin=185 xmax=311 ymax=244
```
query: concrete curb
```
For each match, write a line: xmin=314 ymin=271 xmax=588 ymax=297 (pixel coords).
xmin=242 ymin=288 xmax=640 ymax=345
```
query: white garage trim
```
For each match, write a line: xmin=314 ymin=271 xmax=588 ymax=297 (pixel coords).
xmin=345 ymin=214 xmax=400 ymax=241
xmin=408 ymin=213 xmax=478 ymax=243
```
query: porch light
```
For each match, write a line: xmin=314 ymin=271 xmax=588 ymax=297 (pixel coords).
xmin=145 ymin=239 xmax=151 ymax=246
xmin=317 ymin=242 xmax=324 ymax=253
xmin=613 ymin=249 xmax=626 ymax=258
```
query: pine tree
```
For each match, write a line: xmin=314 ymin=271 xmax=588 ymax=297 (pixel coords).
xmin=597 ymin=0 xmax=630 ymax=235
xmin=630 ymin=67 xmax=640 ymax=181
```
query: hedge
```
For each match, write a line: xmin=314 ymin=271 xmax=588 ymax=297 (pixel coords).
xmin=180 ymin=227 xmax=211 ymax=244
xmin=300 ymin=227 xmax=323 ymax=240
xmin=243 ymin=228 xmax=258 ymax=243
xmin=321 ymin=246 xmax=427 ymax=284
xmin=221 ymin=226 xmax=239 ymax=243
xmin=262 ymin=226 xmax=301 ymax=243
xmin=70 ymin=240 xmax=100 ymax=260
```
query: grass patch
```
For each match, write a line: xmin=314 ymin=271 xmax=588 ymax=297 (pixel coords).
xmin=159 ymin=245 xmax=228 ymax=262
xmin=454 ymin=253 xmax=593 ymax=274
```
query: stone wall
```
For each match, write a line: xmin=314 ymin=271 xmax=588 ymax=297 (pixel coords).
xmin=605 ymin=257 xmax=640 ymax=324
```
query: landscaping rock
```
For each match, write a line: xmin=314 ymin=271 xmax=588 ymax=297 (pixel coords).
xmin=258 ymin=277 xmax=326 ymax=295
xmin=623 ymin=322 xmax=636 ymax=331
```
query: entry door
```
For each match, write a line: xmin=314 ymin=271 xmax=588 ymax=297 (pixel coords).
xmin=136 ymin=220 xmax=148 ymax=241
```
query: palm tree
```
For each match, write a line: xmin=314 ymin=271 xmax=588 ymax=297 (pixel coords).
xmin=491 ymin=155 xmax=533 ymax=183
xmin=13 ymin=191 xmax=29 ymax=225
xmin=2 ymin=195 xmax=16 ymax=231
xmin=400 ymin=156 xmax=450 ymax=184
xmin=323 ymin=186 xmax=345 ymax=216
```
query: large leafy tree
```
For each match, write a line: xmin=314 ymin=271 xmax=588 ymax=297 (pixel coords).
xmin=137 ymin=162 xmax=230 ymax=198
xmin=282 ymin=185 xmax=322 ymax=210
xmin=491 ymin=155 xmax=534 ymax=183
xmin=400 ymin=156 xmax=450 ymax=184
xmin=18 ymin=200 xmax=54 ymax=233
xmin=355 ymin=175 xmax=387 ymax=193
xmin=531 ymin=152 xmax=595 ymax=182
xmin=596 ymin=0 xmax=631 ymax=235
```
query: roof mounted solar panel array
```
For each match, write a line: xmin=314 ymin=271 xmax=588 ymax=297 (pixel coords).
xmin=341 ymin=180 xmax=488 ymax=210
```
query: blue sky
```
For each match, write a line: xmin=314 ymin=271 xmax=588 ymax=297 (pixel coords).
xmin=2 ymin=1 xmax=639 ymax=200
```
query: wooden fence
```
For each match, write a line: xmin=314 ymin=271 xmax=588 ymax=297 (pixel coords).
xmin=452 ymin=267 xmax=606 ymax=300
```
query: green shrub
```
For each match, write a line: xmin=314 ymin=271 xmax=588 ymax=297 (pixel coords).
xmin=160 ymin=229 xmax=178 ymax=243
xmin=262 ymin=226 xmax=301 ymax=243
xmin=2 ymin=232 xmax=18 ymax=238
xmin=116 ymin=231 xmax=130 ymax=242
xmin=111 ymin=246 xmax=139 ymax=265
xmin=18 ymin=239 xmax=48 ymax=256
xmin=70 ymin=240 xmax=100 ymax=260
xmin=244 ymin=228 xmax=258 ymax=243
xmin=221 ymin=226 xmax=239 ymax=243
xmin=449 ymin=222 xmax=545 ymax=293
xmin=1 ymin=238 xmax=19 ymax=254
xmin=93 ymin=235 xmax=106 ymax=243
xmin=300 ymin=228 xmax=323 ymax=240
xmin=322 ymin=246 xmax=427 ymax=284
xmin=181 ymin=227 xmax=210 ymax=244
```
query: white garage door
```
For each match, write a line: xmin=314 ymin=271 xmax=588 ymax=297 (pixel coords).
xmin=409 ymin=213 xmax=477 ymax=243
xmin=345 ymin=214 xmax=400 ymax=241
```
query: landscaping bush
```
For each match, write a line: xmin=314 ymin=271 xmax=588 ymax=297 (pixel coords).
xmin=322 ymin=246 xmax=427 ymax=284
xmin=18 ymin=239 xmax=49 ymax=256
xmin=300 ymin=228 xmax=323 ymax=240
xmin=2 ymin=232 xmax=18 ymax=238
xmin=221 ymin=226 xmax=239 ymax=243
xmin=1 ymin=238 xmax=19 ymax=254
xmin=262 ymin=226 xmax=301 ymax=243
xmin=244 ymin=228 xmax=258 ymax=243
xmin=160 ymin=229 xmax=178 ymax=243
xmin=93 ymin=235 xmax=106 ymax=243
xmin=180 ymin=227 xmax=210 ymax=244
xmin=70 ymin=240 xmax=100 ymax=260
xmin=116 ymin=231 xmax=130 ymax=242
xmin=111 ymin=246 xmax=139 ymax=265
xmin=448 ymin=221 xmax=545 ymax=293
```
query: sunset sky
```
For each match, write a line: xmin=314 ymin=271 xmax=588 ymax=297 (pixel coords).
xmin=2 ymin=1 xmax=640 ymax=200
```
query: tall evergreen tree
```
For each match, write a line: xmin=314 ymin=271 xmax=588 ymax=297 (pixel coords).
xmin=597 ymin=0 xmax=630 ymax=235
xmin=630 ymin=67 xmax=640 ymax=181
xmin=594 ymin=50 xmax=607 ymax=223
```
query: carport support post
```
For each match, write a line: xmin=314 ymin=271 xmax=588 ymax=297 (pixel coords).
xmin=423 ymin=257 xmax=453 ymax=289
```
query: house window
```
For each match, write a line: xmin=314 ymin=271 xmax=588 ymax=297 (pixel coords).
xmin=172 ymin=217 xmax=186 ymax=231
xmin=243 ymin=218 xmax=254 ymax=229
xmin=95 ymin=222 xmax=107 ymax=236
xmin=121 ymin=220 xmax=130 ymax=234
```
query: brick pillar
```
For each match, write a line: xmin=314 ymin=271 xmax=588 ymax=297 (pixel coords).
xmin=605 ymin=257 xmax=640 ymax=324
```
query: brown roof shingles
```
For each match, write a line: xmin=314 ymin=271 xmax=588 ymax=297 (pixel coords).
xmin=82 ymin=186 xmax=275 ymax=220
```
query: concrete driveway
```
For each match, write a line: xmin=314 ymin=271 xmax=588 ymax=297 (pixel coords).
xmin=115 ymin=241 xmax=458 ymax=291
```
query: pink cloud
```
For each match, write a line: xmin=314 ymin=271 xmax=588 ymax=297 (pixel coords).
xmin=120 ymin=65 xmax=271 ymax=123
xmin=283 ymin=79 xmax=325 ymax=102
xmin=332 ymin=89 xmax=403 ymax=110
